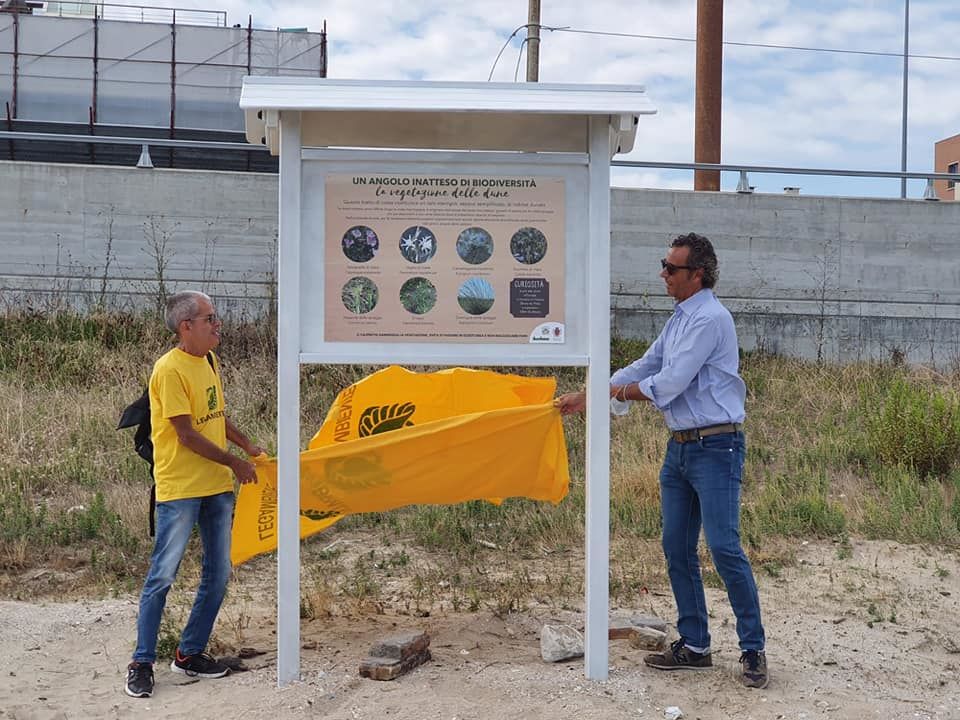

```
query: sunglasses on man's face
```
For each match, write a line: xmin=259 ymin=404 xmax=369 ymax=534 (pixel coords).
xmin=190 ymin=313 xmax=219 ymax=324
xmin=661 ymin=259 xmax=696 ymax=275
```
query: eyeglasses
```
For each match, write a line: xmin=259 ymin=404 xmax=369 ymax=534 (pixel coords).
xmin=190 ymin=313 xmax=219 ymax=324
xmin=661 ymin=259 xmax=696 ymax=275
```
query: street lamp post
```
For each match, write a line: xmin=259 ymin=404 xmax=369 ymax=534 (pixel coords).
xmin=900 ymin=0 xmax=909 ymax=199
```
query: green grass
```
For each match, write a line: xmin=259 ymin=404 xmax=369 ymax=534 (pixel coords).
xmin=742 ymin=465 xmax=847 ymax=543
xmin=865 ymin=377 xmax=960 ymax=478
xmin=2 ymin=310 xmax=960 ymax=606
xmin=858 ymin=465 xmax=950 ymax=543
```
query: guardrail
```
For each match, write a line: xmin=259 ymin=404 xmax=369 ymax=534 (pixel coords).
xmin=0 ymin=130 xmax=269 ymax=168
xmin=612 ymin=159 xmax=959 ymax=200
xmin=38 ymin=1 xmax=227 ymax=27
xmin=0 ymin=129 xmax=956 ymax=199
xmin=0 ymin=130 xmax=267 ymax=152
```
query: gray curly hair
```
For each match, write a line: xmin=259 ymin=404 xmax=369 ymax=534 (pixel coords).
xmin=671 ymin=233 xmax=718 ymax=288
xmin=164 ymin=291 xmax=212 ymax=334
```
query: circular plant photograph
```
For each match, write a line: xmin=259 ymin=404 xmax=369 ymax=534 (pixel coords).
xmin=341 ymin=225 xmax=379 ymax=263
xmin=399 ymin=277 xmax=437 ymax=315
xmin=399 ymin=225 xmax=437 ymax=264
xmin=457 ymin=277 xmax=495 ymax=315
xmin=510 ymin=226 xmax=548 ymax=264
xmin=341 ymin=276 xmax=379 ymax=315
xmin=455 ymin=227 xmax=494 ymax=265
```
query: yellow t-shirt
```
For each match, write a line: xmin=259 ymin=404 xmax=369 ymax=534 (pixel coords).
xmin=149 ymin=348 xmax=234 ymax=502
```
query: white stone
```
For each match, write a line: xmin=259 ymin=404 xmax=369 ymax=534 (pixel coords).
xmin=540 ymin=624 xmax=584 ymax=663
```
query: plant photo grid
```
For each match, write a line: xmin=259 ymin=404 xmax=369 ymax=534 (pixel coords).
xmin=399 ymin=277 xmax=438 ymax=315
xmin=455 ymin=227 xmax=494 ymax=265
xmin=457 ymin=277 xmax=495 ymax=315
xmin=510 ymin=227 xmax=547 ymax=265
xmin=399 ymin=226 xmax=438 ymax=264
xmin=341 ymin=276 xmax=379 ymax=314
xmin=341 ymin=225 xmax=380 ymax=263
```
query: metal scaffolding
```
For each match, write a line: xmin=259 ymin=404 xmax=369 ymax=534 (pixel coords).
xmin=0 ymin=2 xmax=327 ymax=135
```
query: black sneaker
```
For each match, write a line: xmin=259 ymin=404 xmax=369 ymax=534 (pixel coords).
xmin=643 ymin=639 xmax=713 ymax=670
xmin=170 ymin=649 xmax=230 ymax=678
xmin=740 ymin=649 xmax=769 ymax=688
xmin=125 ymin=661 xmax=154 ymax=698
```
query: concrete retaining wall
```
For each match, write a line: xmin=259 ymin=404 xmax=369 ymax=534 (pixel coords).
xmin=0 ymin=161 xmax=277 ymax=318
xmin=2 ymin=161 xmax=958 ymax=365
xmin=611 ymin=189 xmax=960 ymax=365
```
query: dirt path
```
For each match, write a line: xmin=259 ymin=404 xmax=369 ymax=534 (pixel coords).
xmin=2 ymin=538 xmax=959 ymax=720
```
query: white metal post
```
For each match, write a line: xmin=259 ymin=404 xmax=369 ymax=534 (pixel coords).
xmin=584 ymin=116 xmax=611 ymax=681
xmin=276 ymin=110 xmax=302 ymax=686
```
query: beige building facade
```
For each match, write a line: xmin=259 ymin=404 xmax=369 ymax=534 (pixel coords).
xmin=934 ymin=133 xmax=960 ymax=200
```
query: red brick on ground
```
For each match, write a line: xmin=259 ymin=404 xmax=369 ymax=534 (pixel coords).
xmin=359 ymin=631 xmax=432 ymax=681
xmin=367 ymin=631 xmax=430 ymax=661
xmin=608 ymin=623 xmax=635 ymax=640
xmin=359 ymin=649 xmax=432 ymax=681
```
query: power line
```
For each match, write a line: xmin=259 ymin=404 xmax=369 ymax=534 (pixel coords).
xmin=490 ymin=20 xmax=960 ymax=82
xmin=488 ymin=23 xmax=571 ymax=80
xmin=547 ymin=25 xmax=960 ymax=63
xmin=488 ymin=24 xmax=527 ymax=81
xmin=514 ymin=37 xmax=529 ymax=82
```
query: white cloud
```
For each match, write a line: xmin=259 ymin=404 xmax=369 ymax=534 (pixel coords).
xmin=612 ymin=168 xmax=693 ymax=190
xmin=151 ymin=0 xmax=960 ymax=197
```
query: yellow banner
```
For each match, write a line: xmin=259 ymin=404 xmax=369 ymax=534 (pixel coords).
xmin=231 ymin=367 xmax=569 ymax=565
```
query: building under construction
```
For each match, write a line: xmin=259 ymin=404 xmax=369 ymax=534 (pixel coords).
xmin=0 ymin=0 xmax=327 ymax=170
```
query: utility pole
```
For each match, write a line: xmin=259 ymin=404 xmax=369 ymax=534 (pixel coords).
xmin=694 ymin=0 xmax=723 ymax=191
xmin=900 ymin=0 xmax=909 ymax=199
xmin=526 ymin=0 xmax=540 ymax=82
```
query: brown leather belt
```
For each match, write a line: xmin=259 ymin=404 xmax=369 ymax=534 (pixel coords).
xmin=671 ymin=423 xmax=742 ymax=443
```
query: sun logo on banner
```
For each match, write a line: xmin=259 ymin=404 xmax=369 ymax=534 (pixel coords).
xmin=323 ymin=455 xmax=390 ymax=492
xmin=301 ymin=508 xmax=340 ymax=522
xmin=358 ymin=402 xmax=416 ymax=437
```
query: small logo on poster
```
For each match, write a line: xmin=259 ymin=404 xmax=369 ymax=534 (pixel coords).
xmin=529 ymin=322 xmax=565 ymax=344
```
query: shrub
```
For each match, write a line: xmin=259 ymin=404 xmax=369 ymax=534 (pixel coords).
xmin=866 ymin=379 xmax=960 ymax=477
xmin=742 ymin=469 xmax=846 ymax=542
xmin=858 ymin=466 xmax=954 ymax=543
xmin=0 ymin=490 xmax=138 ymax=553
xmin=610 ymin=336 xmax=649 ymax=372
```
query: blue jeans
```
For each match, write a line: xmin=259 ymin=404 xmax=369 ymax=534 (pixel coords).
xmin=133 ymin=491 xmax=234 ymax=664
xmin=659 ymin=431 xmax=765 ymax=652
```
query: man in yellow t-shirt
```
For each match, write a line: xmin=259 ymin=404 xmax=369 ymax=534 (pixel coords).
xmin=125 ymin=291 xmax=262 ymax=700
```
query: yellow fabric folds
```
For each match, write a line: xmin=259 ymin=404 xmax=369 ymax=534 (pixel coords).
xmin=231 ymin=366 xmax=569 ymax=565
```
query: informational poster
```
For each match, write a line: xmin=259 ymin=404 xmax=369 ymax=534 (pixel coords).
xmin=324 ymin=173 xmax=565 ymax=344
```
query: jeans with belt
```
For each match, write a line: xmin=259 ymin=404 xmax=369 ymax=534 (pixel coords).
xmin=133 ymin=491 xmax=235 ymax=664
xmin=659 ymin=431 xmax=765 ymax=652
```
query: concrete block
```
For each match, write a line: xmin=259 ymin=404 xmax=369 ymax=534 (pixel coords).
xmin=367 ymin=631 xmax=431 ymax=662
xmin=359 ymin=631 xmax=432 ymax=681
xmin=359 ymin=649 xmax=432 ymax=681
xmin=609 ymin=613 xmax=668 ymax=649
xmin=628 ymin=626 xmax=667 ymax=650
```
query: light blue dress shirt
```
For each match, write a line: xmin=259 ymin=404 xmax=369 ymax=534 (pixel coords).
xmin=610 ymin=288 xmax=746 ymax=431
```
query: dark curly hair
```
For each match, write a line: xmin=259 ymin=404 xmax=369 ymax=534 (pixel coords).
xmin=671 ymin=232 xmax=718 ymax=288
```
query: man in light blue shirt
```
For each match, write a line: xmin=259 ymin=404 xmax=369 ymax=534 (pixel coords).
xmin=556 ymin=233 xmax=767 ymax=688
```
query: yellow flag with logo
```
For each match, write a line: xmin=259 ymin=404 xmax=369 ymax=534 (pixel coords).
xmin=231 ymin=367 xmax=569 ymax=565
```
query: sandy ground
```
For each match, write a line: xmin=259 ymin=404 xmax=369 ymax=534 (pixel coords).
xmin=2 ymin=537 xmax=960 ymax=720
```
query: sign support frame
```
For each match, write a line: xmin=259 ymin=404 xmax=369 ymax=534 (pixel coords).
xmin=242 ymin=78 xmax=656 ymax=687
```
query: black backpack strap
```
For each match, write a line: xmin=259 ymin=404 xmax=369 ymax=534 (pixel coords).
xmin=118 ymin=389 xmax=156 ymax=537
xmin=149 ymin=483 xmax=156 ymax=537
xmin=117 ymin=390 xmax=149 ymax=429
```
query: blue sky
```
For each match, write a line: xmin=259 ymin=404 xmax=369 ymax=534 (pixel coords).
xmin=168 ymin=1 xmax=959 ymax=199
